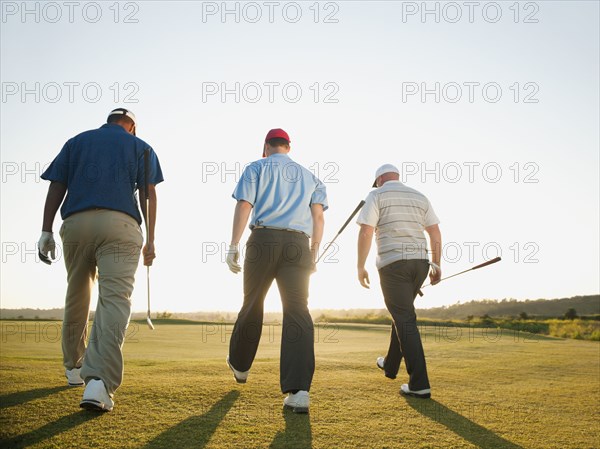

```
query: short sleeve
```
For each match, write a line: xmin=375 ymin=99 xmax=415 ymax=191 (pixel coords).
xmin=41 ymin=141 xmax=70 ymax=184
xmin=310 ymin=178 xmax=328 ymax=211
xmin=137 ymin=147 xmax=164 ymax=189
xmin=232 ymin=163 xmax=259 ymax=205
xmin=356 ymin=192 xmax=379 ymax=227
xmin=424 ymin=198 xmax=440 ymax=227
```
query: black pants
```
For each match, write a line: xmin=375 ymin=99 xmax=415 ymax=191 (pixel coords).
xmin=229 ymin=229 xmax=315 ymax=393
xmin=378 ymin=259 xmax=431 ymax=391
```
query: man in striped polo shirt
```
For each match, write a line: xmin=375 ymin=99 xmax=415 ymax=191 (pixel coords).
xmin=356 ymin=164 xmax=442 ymax=399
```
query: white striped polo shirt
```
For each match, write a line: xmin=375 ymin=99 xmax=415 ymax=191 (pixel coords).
xmin=356 ymin=180 xmax=439 ymax=269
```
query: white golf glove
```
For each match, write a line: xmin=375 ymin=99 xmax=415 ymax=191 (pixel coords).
xmin=429 ymin=262 xmax=440 ymax=275
xmin=226 ymin=243 xmax=242 ymax=274
xmin=38 ymin=231 xmax=56 ymax=263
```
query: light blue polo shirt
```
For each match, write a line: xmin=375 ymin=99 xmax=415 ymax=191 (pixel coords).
xmin=41 ymin=124 xmax=164 ymax=224
xmin=232 ymin=153 xmax=328 ymax=237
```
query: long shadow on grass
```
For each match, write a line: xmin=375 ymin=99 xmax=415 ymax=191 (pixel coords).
xmin=0 ymin=410 xmax=100 ymax=448
xmin=0 ymin=385 xmax=70 ymax=408
xmin=270 ymin=407 xmax=312 ymax=449
xmin=407 ymin=399 xmax=525 ymax=449
xmin=144 ymin=390 xmax=240 ymax=449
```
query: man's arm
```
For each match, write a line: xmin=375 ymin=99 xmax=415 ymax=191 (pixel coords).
xmin=42 ymin=181 xmax=67 ymax=232
xmin=357 ymin=224 xmax=374 ymax=288
xmin=230 ymin=200 xmax=253 ymax=245
xmin=425 ymin=223 xmax=442 ymax=284
xmin=140 ymin=184 xmax=157 ymax=266
xmin=310 ymin=204 xmax=325 ymax=265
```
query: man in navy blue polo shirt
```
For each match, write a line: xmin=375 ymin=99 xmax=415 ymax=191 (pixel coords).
xmin=225 ymin=128 xmax=328 ymax=413
xmin=38 ymin=108 xmax=164 ymax=412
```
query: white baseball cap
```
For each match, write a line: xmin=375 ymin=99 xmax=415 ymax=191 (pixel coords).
xmin=373 ymin=163 xmax=400 ymax=187
xmin=107 ymin=108 xmax=136 ymax=125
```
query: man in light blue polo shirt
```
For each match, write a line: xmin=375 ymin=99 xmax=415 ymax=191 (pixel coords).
xmin=225 ymin=128 xmax=327 ymax=414
xmin=38 ymin=108 xmax=163 ymax=412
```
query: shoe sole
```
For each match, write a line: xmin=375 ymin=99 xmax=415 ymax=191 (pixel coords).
xmin=284 ymin=404 xmax=309 ymax=414
xmin=400 ymin=390 xmax=431 ymax=399
xmin=68 ymin=382 xmax=85 ymax=386
xmin=80 ymin=399 xmax=112 ymax=412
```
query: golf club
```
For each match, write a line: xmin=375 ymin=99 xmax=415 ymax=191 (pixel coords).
xmin=144 ymin=150 xmax=155 ymax=330
xmin=417 ymin=256 xmax=502 ymax=296
xmin=316 ymin=200 xmax=366 ymax=264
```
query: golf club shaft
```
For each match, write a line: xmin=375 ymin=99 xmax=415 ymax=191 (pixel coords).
xmin=417 ymin=257 xmax=502 ymax=296
xmin=316 ymin=200 xmax=365 ymax=264
xmin=147 ymin=264 xmax=151 ymax=305
xmin=316 ymin=233 xmax=341 ymax=264
xmin=143 ymin=150 xmax=154 ymax=329
xmin=338 ymin=200 xmax=366 ymax=236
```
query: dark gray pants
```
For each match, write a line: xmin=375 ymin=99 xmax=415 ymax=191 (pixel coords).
xmin=378 ymin=259 xmax=431 ymax=391
xmin=229 ymin=229 xmax=315 ymax=393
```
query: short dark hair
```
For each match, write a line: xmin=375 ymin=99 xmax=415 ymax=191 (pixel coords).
xmin=266 ymin=137 xmax=290 ymax=147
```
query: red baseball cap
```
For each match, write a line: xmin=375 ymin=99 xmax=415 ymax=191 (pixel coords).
xmin=263 ymin=128 xmax=291 ymax=157
xmin=265 ymin=128 xmax=291 ymax=142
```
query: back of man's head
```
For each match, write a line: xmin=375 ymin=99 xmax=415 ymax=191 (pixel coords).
xmin=107 ymin=108 xmax=135 ymax=126
xmin=107 ymin=108 xmax=137 ymax=135
xmin=266 ymin=137 xmax=290 ymax=149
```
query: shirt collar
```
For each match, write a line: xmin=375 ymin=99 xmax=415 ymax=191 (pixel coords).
xmin=381 ymin=180 xmax=404 ymax=187
xmin=101 ymin=123 xmax=128 ymax=132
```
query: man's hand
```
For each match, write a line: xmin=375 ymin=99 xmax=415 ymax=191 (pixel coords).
xmin=310 ymin=247 xmax=318 ymax=275
xmin=226 ymin=243 xmax=242 ymax=274
xmin=358 ymin=267 xmax=370 ymax=289
xmin=38 ymin=231 xmax=56 ymax=264
xmin=143 ymin=242 xmax=156 ymax=266
xmin=429 ymin=262 xmax=441 ymax=285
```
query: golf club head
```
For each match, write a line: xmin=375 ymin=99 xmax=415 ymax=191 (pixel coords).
xmin=146 ymin=316 xmax=155 ymax=330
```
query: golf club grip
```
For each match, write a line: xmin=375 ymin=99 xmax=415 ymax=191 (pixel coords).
xmin=472 ymin=256 xmax=501 ymax=270
xmin=337 ymin=200 xmax=366 ymax=235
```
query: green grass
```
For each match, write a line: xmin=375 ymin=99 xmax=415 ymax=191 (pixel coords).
xmin=1 ymin=321 xmax=599 ymax=448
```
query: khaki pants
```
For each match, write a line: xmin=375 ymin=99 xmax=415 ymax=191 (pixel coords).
xmin=60 ymin=209 xmax=143 ymax=396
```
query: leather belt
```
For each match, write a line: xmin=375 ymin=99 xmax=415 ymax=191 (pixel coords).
xmin=252 ymin=225 xmax=309 ymax=238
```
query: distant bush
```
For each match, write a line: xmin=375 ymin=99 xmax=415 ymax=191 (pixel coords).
xmin=480 ymin=314 xmax=494 ymax=326
xmin=549 ymin=319 xmax=600 ymax=340
xmin=564 ymin=308 xmax=578 ymax=320
xmin=315 ymin=314 xmax=600 ymax=341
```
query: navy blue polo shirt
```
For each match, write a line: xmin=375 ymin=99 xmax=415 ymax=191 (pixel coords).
xmin=41 ymin=123 xmax=164 ymax=224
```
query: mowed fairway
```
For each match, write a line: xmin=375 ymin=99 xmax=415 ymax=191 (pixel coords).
xmin=1 ymin=320 xmax=599 ymax=449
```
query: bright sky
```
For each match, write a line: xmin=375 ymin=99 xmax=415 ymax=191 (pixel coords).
xmin=1 ymin=1 xmax=598 ymax=313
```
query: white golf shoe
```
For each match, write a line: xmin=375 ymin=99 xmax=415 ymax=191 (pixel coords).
xmin=376 ymin=356 xmax=396 ymax=379
xmin=226 ymin=356 xmax=248 ymax=384
xmin=65 ymin=367 xmax=84 ymax=386
xmin=80 ymin=379 xmax=114 ymax=412
xmin=400 ymin=383 xmax=431 ymax=399
xmin=284 ymin=391 xmax=309 ymax=414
